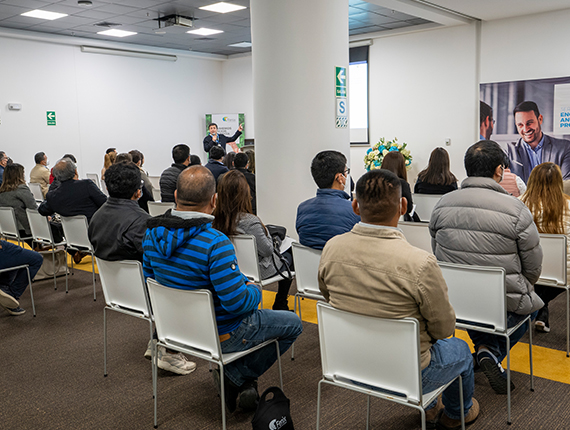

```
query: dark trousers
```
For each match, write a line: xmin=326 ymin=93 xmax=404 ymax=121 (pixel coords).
xmin=0 ymin=240 xmax=43 ymax=300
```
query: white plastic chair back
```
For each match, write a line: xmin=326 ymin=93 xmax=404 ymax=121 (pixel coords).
xmin=231 ymin=235 xmax=261 ymax=283
xmin=148 ymin=202 xmax=175 ymax=217
xmin=399 ymin=222 xmax=433 ymax=254
xmin=292 ymin=242 xmax=323 ymax=296
xmin=317 ymin=303 xmax=422 ymax=404
xmin=60 ymin=215 xmax=93 ymax=251
xmin=86 ymin=173 xmax=101 ymax=189
xmin=28 ymin=183 xmax=44 ymax=201
xmin=152 ymin=188 xmax=162 ymax=202
xmin=148 ymin=176 xmax=161 ymax=190
xmin=438 ymin=261 xmax=507 ymax=332
xmin=538 ymin=234 xmax=567 ymax=287
xmin=412 ymin=194 xmax=443 ymax=222
xmin=146 ymin=278 xmax=221 ymax=361
xmin=97 ymin=259 xmax=151 ymax=318
xmin=26 ymin=209 xmax=54 ymax=243
xmin=101 ymin=180 xmax=109 ymax=197
xmin=0 ymin=207 xmax=20 ymax=239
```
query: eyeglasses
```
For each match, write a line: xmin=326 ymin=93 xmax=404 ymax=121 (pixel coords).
xmin=343 ymin=168 xmax=351 ymax=176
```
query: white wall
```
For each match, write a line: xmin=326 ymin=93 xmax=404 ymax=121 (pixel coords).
xmin=0 ymin=34 xmax=224 ymax=179
xmin=221 ymin=55 xmax=254 ymax=140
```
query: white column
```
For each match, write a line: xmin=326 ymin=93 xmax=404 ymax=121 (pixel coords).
xmin=251 ymin=0 xmax=350 ymax=237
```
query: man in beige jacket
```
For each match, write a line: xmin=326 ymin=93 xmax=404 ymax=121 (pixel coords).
xmin=29 ymin=152 xmax=50 ymax=198
xmin=318 ymin=169 xmax=478 ymax=430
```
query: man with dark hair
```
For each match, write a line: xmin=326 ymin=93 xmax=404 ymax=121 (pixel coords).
xmin=430 ymin=140 xmax=543 ymax=395
xmin=115 ymin=152 xmax=132 ymax=163
xmin=480 ymin=101 xmax=494 ymax=140
xmin=30 ymin=151 xmax=50 ymax=197
xmin=233 ymin=152 xmax=256 ymax=213
xmin=129 ymin=149 xmax=155 ymax=212
xmin=507 ymin=100 xmax=570 ymax=182
xmin=0 ymin=151 xmax=8 ymax=186
xmin=319 ymin=169 xmax=478 ymax=429
xmin=143 ymin=166 xmax=302 ymax=413
xmin=159 ymin=144 xmax=190 ymax=203
xmin=295 ymin=150 xmax=359 ymax=249
xmin=205 ymin=146 xmax=229 ymax=182
xmin=203 ymin=122 xmax=243 ymax=153
xmin=189 ymin=154 xmax=202 ymax=166
xmin=106 ymin=148 xmax=116 ymax=155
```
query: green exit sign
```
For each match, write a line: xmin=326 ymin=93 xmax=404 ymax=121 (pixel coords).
xmin=47 ymin=111 xmax=56 ymax=126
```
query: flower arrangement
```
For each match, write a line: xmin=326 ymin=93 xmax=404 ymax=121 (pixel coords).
xmin=364 ymin=137 xmax=412 ymax=171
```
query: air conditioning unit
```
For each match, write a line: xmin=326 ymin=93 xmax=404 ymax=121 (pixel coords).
xmin=162 ymin=15 xmax=194 ymax=29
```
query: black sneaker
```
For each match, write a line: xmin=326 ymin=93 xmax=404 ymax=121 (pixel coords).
xmin=212 ymin=368 xmax=240 ymax=413
xmin=238 ymin=380 xmax=259 ymax=411
xmin=477 ymin=350 xmax=515 ymax=394
xmin=6 ymin=307 xmax=26 ymax=316
xmin=535 ymin=306 xmax=550 ymax=333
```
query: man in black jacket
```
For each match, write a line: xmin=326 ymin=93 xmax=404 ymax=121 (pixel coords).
xmin=203 ymin=122 xmax=243 ymax=153
xmin=205 ymin=146 xmax=229 ymax=183
xmin=159 ymin=144 xmax=190 ymax=202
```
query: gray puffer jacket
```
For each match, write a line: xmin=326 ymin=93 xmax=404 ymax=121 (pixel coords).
xmin=429 ymin=177 xmax=543 ymax=315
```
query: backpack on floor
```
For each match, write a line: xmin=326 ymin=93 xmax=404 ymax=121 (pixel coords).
xmin=251 ymin=386 xmax=294 ymax=430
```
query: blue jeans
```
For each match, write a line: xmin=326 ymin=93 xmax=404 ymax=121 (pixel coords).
xmin=220 ymin=309 xmax=303 ymax=387
xmin=422 ymin=337 xmax=474 ymax=420
xmin=0 ymin=241 xmax=43 ymax=300
xmin=467 ymin=311 xmax=537 ymax=362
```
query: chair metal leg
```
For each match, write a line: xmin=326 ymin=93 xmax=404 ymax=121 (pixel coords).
xmin=366 ymin=395 xmax=371 ymax=430
xmin=103 ymin=307 xmax=108 ymax=377
xmin=459 ymin=374 xmax=465 ymax=430
xmin=65 ymin=250 xmax=69 ymax=294
xmin=220 ymin=363 xmax=227 ymax=430
xmin=26 ymin=266 xmax=36 ymax=317
xmin=149 ymin=321 xmax=156 ymax=396
xmin=291 ymin=295 xmax=298 ymax=361
xmin=275 ymin=340 xmax=283 ymax=390
xmin=91 ymin=253 xmax=96 ymax=301
xmin=153 ymin=341 xmax=158 ymax=428
xmin=529 ymin=321 xmax=534 ymax=391
xmin=506 ymin=336 xmax=511 ymax=425
xmin=420 ymin=408 xmax=426 ymax=430
xmin=51 ymin=247 xmax=57 ymax=290
xmin=566 ymin=288 xmax=569 ymax=357
xmin=316 ymin=379 xmax=324 ymax=430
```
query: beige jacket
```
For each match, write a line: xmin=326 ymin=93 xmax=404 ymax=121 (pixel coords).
xmin=318 ymin=223 xmax=456 ymax=369
xmin=29 ymin=164 xmax=50 ymax=197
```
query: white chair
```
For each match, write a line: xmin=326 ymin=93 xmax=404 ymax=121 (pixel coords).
xmin=0 ymin=206 xmax=32 ymax=246
xmin=146 ymin=278 xmax=283 ymax=430
xmin=151 ymin=188 xmax=162 ymax=202
xmin=0 ymin=264 xmax=35 ymax=316
xmin=147 ymin=202 xmax=175 ymax=217
xmin=412 ymin=194 xmax=443 ymax=222
xmin=148 ymin=175 xmax=161 ymax=190
xmin=438 ymin=261 xmax=534 ymax=424
xmin=316 ymin=302 xmax=465 ymax=430
xmin=26 ymin=209 xmax=69 ymax=292
xmin=290 ymin=242 xmax=324 ymax=359
xmin=399 ymin=221 xmax=433 ymax=254
xmin=28 ymin=182 xmax=44 ymax=202
xmin=86 ymin=173 xmax=101 ymax=189
xmin=537 ymin=233 xmax=569 ymax=356
xmin=231 ymin=235 xmax=295 ymax=309
xmin=60 ymin=215 xmax=97 ymax=301
xmin=101 ymin=180 xmax=109 ymax=197
xmin=96 ymin=258 xmax=155 ymax=387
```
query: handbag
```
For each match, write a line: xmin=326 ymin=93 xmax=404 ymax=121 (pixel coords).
xmin=251 ymin=386 xmax=294 ymax=430
xmin=35 ymin=249 xmax=68 ymax=281
xmin=265 ymin=225 xmax=293 ymax=280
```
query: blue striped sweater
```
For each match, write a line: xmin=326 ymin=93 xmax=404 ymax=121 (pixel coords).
xmin=142 ymin=212 xmax=261 ymax=335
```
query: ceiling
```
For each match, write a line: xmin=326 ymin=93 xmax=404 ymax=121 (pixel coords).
xmin=0 ymin=0 xmax=568 ymax=57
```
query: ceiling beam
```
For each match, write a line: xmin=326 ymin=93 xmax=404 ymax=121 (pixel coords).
xmin=365 ymin=0 xmax=477 ymax=26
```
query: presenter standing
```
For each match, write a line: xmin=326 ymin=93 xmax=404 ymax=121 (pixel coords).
xmin=203 ymin=123 xmax=243 ymax=153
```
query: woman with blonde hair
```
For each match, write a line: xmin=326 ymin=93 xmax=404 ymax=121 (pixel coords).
xmin=101 ymin=149 xmax=117 ymax=180
xmin=213 ymin=170 xmax=293 ymax=310
xmin=520 ymin=162 xmax=570 ymax=332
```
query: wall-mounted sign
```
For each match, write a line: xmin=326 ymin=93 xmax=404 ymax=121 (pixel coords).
xmin=47 ymin=111 xmax=56 ymax=126
xmin=335 ymin=66 xmax=348 ymax=128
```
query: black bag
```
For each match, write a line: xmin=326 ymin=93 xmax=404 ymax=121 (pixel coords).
xmin=266 ymin=224 xmax=286 ymax=241
xmin=251 ymin=387 xmax=294 ymax=430
xmin=265 ymin=225 xmax=293 ymax=280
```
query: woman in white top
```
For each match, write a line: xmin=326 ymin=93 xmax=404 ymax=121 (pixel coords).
xmin=520 ymin=162 xmax=570 ymax=332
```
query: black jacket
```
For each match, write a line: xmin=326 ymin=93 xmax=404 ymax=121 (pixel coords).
xmin=39 ymin=179 xmax=106 ymax=222
xmin=203 ymin=130 xmax=242 ymax=153
xmin=205 ymin=160 xmax=229 ymax=183
xmin=159 ymin=163 xmax=187 ymax=203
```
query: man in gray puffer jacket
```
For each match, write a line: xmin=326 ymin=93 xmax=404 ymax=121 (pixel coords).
xmin=430 ymin=140 xmax=543 ymax=395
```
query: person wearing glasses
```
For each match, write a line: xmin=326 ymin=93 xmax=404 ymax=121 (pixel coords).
xmin=507 ymin=101 xmax=570 ymax=183
xmin=296 ymin=150 xmax=359 ymax=250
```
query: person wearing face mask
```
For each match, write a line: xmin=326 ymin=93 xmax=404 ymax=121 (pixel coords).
xmin=430 ymin=140 xmax=543 ymax=396
xmin=30 ymin=152 xmax=51 ymax=198
xmin=296 ymin=150 xmax=360 ymax=250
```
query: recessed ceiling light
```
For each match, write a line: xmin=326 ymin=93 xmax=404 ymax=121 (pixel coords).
xmin=97 ymin=29 xmax=137 ymax=37
xmin=187 ymin=28 xmax=223 ymax=36
xmin=199 ymin=2 xmax=247 ymax=14
xmin=228 ymin=41 xmax=251 ymax=48
xmin=21 ymin=10 xmax=68 ymax=20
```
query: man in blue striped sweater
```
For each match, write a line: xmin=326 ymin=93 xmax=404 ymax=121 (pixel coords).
xmin=143 ymin=165 xmax=303 ymax=413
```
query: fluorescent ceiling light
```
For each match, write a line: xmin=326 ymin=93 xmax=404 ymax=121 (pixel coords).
xmin=97 ymin=29 xmax=137 ymax=38
xmin=228 ymin=41 xmax=251 ymax=48
xmin=187 ymin=28 xmax=223 ymax=36
xmin=199 ymin=2 xmax=246 ymax=14
xmin=21 ymin=10 xmax=68 ymax=20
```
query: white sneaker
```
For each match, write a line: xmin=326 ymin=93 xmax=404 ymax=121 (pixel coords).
xmin=157 ymin=348 xmax=197 ymax=375
xmin=0 ymin=290 xmax=19 ymax=310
